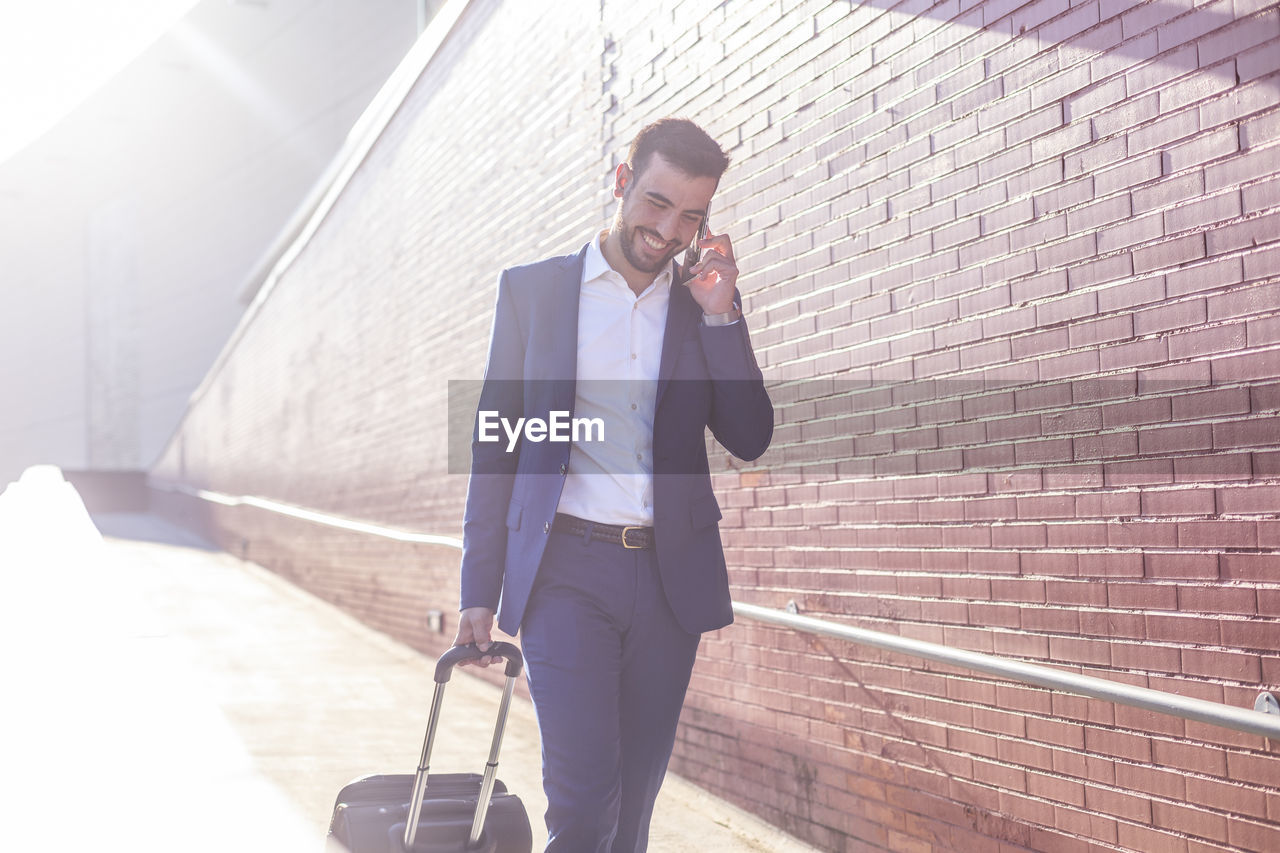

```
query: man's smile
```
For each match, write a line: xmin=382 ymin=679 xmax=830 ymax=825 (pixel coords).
xmin=639 ymin=231 xmax=669 ymax=252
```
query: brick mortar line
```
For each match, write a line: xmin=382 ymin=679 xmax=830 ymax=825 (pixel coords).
xmin=695 ymin=647 xmax=1274 ymax=676
xmin=675 ymin=710 xmax=1278 ymax=805
xmin=750 ymin=250 xmax=1277 ymax=333
xmin=759 ymin=412 xmax=1280 ymax=442
xmin=720 ymin=602 xmax=1275 ymax=630
xmin=686 ymin=672 xmax=1274 ymax=749
xmin=749 ymin=450 xmax=1280 ymax=471
xmin=762 ymin=394 xmax=1280 ymax=421
xmin=746 ymin=211 xmax=1280 ymax=321
xmin=733 ymin=515 xmax=1280 ymax=525
xmin=731 ymin=565 xmax=1280 ymax=583
xmin=718 ymin=609 xmax=1278 ymax=642
xmin=742 ymin=180 xmax=1279 ymax=293
xmin=758 ymin=332 xmax=1280 ymax=375
xmin=776 ymin=12 xmax=1274 ymax=155
xmin=729 ymin=82 xmax=1278 ymax=242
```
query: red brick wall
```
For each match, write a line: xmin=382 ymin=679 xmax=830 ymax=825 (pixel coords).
xmin=152 ymin=1 xmax=1280 ymax=850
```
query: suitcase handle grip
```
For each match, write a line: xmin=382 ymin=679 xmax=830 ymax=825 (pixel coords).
xmin=435 ymin=642 xmax=523 ymax=682
xmin=406 ymin=643 xmax=524 ymax=850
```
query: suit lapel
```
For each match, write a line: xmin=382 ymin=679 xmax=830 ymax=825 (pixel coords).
xmin=656 ymin=260 xmax=696 ymax=409
xmin=547 ymin=245 xmax=587 ymax=413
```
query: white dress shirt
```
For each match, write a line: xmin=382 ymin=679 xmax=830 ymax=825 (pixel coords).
xmin=555 ymin=231 xmax=671 ymax=526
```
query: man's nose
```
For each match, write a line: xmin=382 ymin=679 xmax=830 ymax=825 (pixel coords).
xmin=654 ymin=210 xmax=681 ymax=241
xmin=655 ymin=208 xmax=686 ymax=239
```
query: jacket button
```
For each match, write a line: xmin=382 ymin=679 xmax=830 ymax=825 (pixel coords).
xmin=543 ymin=521 xmax=551 ymax=533
xmin=559 ymin=463 xmax=567 ymax=475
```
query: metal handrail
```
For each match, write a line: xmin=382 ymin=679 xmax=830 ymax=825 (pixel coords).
xmin=151 ymin=480 xmax=1280 ymax=740
xmin=734 ymin=602 xmax=1280 ymax=741
xmin=152 ymin=481 xmax=461 ymax=548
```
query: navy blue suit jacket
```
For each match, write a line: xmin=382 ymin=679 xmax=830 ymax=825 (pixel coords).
xmin=459 ymin=243 xmax=773 ymax=636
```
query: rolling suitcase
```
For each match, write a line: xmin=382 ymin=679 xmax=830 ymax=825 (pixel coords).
xmin=327 ymin=642 xmax=533 ymax=853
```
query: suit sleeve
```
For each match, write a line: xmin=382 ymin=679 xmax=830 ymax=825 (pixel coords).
xmin=458 ymin=270 xmax=524 ymax=612
xmin=699 ymin=290 xmax=773 ymax=461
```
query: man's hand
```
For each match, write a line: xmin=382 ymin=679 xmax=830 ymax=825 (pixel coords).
xmin=686 ymin=231 xmax=738 ymax=315
xmin=454 ymin=606 xmax=497 ymax=667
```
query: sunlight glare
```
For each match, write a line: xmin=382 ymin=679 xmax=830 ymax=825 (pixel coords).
xmin=0 ymin=0 xmax=201 ymax=164
xmin=0 ymin=465 xmax=318 ymax=852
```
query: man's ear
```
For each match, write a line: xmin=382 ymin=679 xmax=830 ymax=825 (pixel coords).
xmin=613 ymin=163 xmax=632 ymax=198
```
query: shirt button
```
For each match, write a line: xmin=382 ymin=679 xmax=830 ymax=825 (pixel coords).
xmin=630 ymin=403 xmax=637 ymax=410
xmin=631 ymin=353 xmax=637 ymax=360
xmin=636 ymin=453 xmax=642 ymax=461
xmin=543 ymin=521 xmax=551 ymax=533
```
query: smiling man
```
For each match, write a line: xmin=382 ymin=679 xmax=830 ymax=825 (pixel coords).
xmin=454 ymin=118 xmax=773 ymax=852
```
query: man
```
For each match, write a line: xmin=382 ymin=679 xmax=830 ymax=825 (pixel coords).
xmin=454 ymin=118 xmax=772 ymax=852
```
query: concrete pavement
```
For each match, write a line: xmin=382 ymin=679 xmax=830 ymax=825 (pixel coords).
xmin=0 ymin=469 xmax=817 ymax=852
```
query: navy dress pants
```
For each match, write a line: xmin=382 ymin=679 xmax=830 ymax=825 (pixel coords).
xmin=520 ymin=528 xmax=701 ymax=853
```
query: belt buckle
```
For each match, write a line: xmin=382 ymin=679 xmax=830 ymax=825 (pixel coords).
xmin=620 ymin=526 xmax=644 ymax=549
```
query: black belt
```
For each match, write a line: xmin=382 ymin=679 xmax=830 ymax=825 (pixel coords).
xmin=553 ymin=513 xmax=654 ymax=549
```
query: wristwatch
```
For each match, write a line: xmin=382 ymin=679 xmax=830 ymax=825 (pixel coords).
xmin=702 ymin=302 xmax=742 ymax=327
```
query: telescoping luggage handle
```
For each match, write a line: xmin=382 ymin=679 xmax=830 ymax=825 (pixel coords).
xmin=404 ymin=642 xmax=524 ymax=851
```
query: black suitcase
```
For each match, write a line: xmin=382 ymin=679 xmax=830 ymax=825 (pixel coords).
xmin=327 ymin=642 xmax=533 ymax=853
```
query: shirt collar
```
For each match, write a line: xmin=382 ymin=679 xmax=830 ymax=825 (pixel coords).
xmin=583 ymin=230 xmax=673 ymax=295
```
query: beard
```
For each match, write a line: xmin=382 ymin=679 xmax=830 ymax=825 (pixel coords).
xmin=614 ymin=213 xmax=682 ymax=275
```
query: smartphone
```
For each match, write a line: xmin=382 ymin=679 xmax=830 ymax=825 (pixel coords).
xmin=681 ymin=205 xmax=711 ymax=283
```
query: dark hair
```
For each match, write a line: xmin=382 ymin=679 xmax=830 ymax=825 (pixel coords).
xmin=627 ymin=118 xmax=730 ymax=182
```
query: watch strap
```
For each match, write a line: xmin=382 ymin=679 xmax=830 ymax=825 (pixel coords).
xmin=702 ymin=303 xmax=742 ymax=327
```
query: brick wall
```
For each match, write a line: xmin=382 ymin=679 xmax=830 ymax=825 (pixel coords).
xmin=152 ymin=0 xmax=1280 ymax=850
